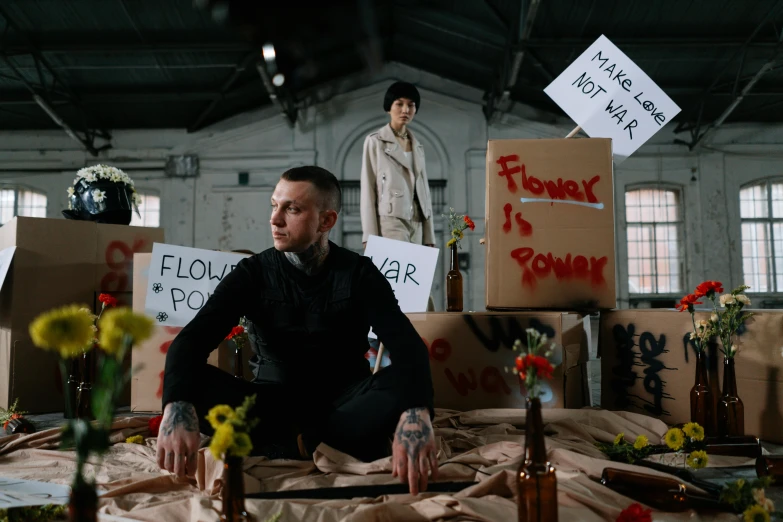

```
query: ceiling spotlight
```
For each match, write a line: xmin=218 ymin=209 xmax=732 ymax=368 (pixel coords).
xmin=262 ymin=43 xmax=276 ymax=63
xmin=272 ymin=73 xmax=285 ymax=87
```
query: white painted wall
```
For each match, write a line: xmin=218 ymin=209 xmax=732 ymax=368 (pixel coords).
xmin=2 ymin=63 xmax=783 ymax=311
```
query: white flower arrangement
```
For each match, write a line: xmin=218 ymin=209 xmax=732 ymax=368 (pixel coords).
xmin=67 ymin=164 xmax=140 ymax=208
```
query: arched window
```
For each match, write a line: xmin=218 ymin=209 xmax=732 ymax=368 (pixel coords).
xmin=0 ymin=186 xmax=47 ymax=225
xmin=739 ymin=179 xmax=783 ymax=292
xmin=625 ymin=186 xmax=683 ymax=294
xmin=130 ymin=192 xmax=160 ymax=228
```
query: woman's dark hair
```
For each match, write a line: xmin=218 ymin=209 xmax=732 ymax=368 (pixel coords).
xmin=383 ymin=81 xmax=421 ymax=113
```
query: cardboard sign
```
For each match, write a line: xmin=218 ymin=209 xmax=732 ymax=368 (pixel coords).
xmin=0 ymin=246 xmax=15 ymax=293
xmin=485 ymin=138 xmax=616 ymax=309
xmin=544 ymin=34 xmax=681 ymax=162
xmin=600 ymin=309 xmax=783 ymax=443
xmin=407 ymin=312 xmax=588 ymax=410
xmin=364 ymin=235 xmax=439 ymax=312
xmin=132 ymin=253 xmax=227 ymax=412
xmin=144 ymin=243 xmax=250 ymax=327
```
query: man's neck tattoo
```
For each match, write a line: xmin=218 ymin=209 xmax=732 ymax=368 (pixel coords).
xmin=285 ymin=238 xmax=330 ymax=276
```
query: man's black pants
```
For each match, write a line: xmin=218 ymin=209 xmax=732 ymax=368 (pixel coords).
xmin=191 ymin=365 xmax=402 ymax=462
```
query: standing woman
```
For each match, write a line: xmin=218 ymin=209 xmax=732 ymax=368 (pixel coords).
xmin=360 ymin=81 xmax=436 ymax=251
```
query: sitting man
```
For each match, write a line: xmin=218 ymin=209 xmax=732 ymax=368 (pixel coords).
xmin=157 ymin=166 xmax=438 ymax=494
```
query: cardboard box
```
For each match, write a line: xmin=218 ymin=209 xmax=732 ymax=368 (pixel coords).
xmin=130 ymin=253 xmax=237 ymax=412
xmin=485 ymin=138 xmax=616 ymax=309
xmin=600 ymin=309 xmax=783 ymax=443
xmin=0 ymin=217 xmax=164 ymax=412
xmin=407 ymin=312 xmax=589 ymax=410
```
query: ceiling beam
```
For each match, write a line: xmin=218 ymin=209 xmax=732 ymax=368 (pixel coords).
xmin=0 ymin=5 xmax=110 ymax=155
xmin=484 ymin=0 xmax=543 ymax=122
xmin=188 ymin=51 xmax=259 ymax=133
xmin=2 ymin=40 xmax=254 ymax=55
xmin=674 ymin=0 xmax=783 ymax=145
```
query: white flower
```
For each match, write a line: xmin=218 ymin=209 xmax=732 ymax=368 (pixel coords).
xmin=525 ymin=328 xmax=541 ymax=340
xmin=689 ymin=332 xmax=697 ymax=340
xmin=539 ymin=334 xmax=548 ymax=345
xmin=92 ymin=189 xmax=106 ymax=202
xmin=697 ymin=320 xmax=709 ymax=329
xmin=132 ymin=192 xmax=142 ymax=206
xmin=711 ymin=313 xmax=719 ymax=322
xmin=84 ymin=172 xmax=97 ymax=182
xmin=67 ymin=186 xmax=75 ymax=197
xmin=764 ymin=498 xmax=775 ymax=512
xmin=730 ymin=344 xmax=739 ymax=356
xmin=752 ymin=488 xmax=766 ymax=505
xmin=719 ymin=294 xmax=736 ymax=307
xmin=736 ymin=294 xmax=751 ymax=305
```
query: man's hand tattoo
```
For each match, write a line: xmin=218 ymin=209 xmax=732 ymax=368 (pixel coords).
xmin=161 ymin=401 xmax=199 ymax=436
xmin=396 ymin=407 xmax=432 ymax=458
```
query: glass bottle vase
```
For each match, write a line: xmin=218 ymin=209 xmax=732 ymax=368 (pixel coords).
xmin=518 ymin=397 xmax=558 ymax=522
xmin=446 ymin=243 xmax=463 ymax=312
xmin=717 ymin=357 xmax=744 ymax=437
xmin=689 ymin=349 xmax=713 ymax=436
xmin=69 ymin=474 xmax=97 ymax=522
xmin=220 ymin=456 xmax=250 ymax=522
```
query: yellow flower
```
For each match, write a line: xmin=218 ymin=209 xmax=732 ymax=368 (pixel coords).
xmin=447 ymin=238 xmax=456 ymax=247
xmin=664 ymin=428 xmax=684 ymax=451
xmin=743 ymin=504 xmax=770 ymax=522
xmin=686 ymin=450 xmax=708 ymax=469
xmin=98 ymin=307 xmax=154 ymax=355
xmin=206 ymin=405 xmax=236 ymax=430
xmin=230 ymin=432 xmax=253 ymax=457
xmin=29 ymin=304 xmax=95 ymax=358
xmin=633 ymin=435 xmax=649 ymax=450
xmin=125 ymin=434 xmax=144 ymax=444
xmin=209 ymin=423 xmax=235 ymax=461
xmin=458 ymin=230 xmax=464 ymax=239
xmin=683 ymin=422 xmax=705 ymax=441
xmin=613 ymin=432 xmax=624 ymax=445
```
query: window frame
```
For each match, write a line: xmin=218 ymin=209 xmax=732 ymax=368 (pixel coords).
xmin=739 ymin=177 xmax=783 ymax=293
xmin=0 ymin=184 xmax=48 ymax=225
xmin=624 ymin=183 xmax=686 ymax=297
xmin=129 ymin=189 xmax=161 ymax=228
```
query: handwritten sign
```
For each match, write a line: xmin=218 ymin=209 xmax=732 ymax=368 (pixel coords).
xmin=364 ymin=235 xmax=439 ymax=313
xmin=486 ymin=138 xmax=616 ymax=309
xmin=544 ymin=34 xmax=681 ymax=162
xmin=0 ymin=246 xmax=15 ymax=293
xmin=144 ymin=243 xmax=250 ymax=327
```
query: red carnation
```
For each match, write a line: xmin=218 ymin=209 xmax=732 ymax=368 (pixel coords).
xmin=3 ymin=413 xmax=22 ymax=431
xmin=516 ymin=354 xmax=554 ymax=381
xmin=531 ymin=355 xmax=554 ymax=379
xmin=464 ymin=215 xmax=476 ymax=231
xmin=225 ymin=325 xmax=245 ymax=341
xmin=616 ymin=503 xmax=652 ymax=522
xmin=694 ymin=280 xmax=724 ymax=298
xmin=148 ymin=415 xmax=162 ymax=437
xmin=98 ymin=293 xmax=118 ymax=308
xmin=676 ymin=293 xmax=703 ymax=312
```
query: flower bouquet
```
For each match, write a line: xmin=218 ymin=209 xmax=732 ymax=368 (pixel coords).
xmin=225 ymin=318 xmax=248 ymax=379
xmin=510 ymin=328 xmax=559 ymax=522
xmin=442 ymin=208 xmax=474 ymax=312
xmin=720 ymin=477 xmax=779 ymax=521
xmin=28 ymin=304 xmax=153 ymax=521
xmin=206 ymin=395 xmax=259 ymax=521
xmin=597 ymin=422 xmax=708 ymax=470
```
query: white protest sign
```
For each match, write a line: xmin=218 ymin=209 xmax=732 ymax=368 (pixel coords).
xmin=145 ymin=243 xmax=250 ymax=327
xmin=0 ymin=476 xmax=71 ymax=507
xmin=544 ymin=34 xmax=681 ymax=162
xmin=364 ymin=235 xmax=439 ymax=338
xmin=0 ymin=246 xmax=15 ymax=293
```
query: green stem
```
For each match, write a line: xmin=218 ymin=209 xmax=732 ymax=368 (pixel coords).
xmin=59 ymin=359 xmax=73 ymax=418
